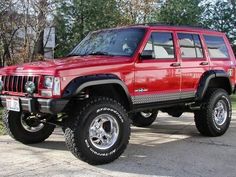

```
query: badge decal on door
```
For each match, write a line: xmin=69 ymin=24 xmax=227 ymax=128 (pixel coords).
xmin=135 ymin=88 xmax=148 ymax=93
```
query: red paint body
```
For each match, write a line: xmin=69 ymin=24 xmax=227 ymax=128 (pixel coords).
xmin=0 ymin=25 xmax=235 ymax=99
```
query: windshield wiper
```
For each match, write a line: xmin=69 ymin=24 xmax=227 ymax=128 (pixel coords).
xmin=66 ymin=53 xmax=85 ymax=57
xmin=86 ymin=51 xmax=113 ymax=56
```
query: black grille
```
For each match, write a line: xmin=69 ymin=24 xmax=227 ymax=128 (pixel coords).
xmin=1 ymin=75 xmax=39 ymax=93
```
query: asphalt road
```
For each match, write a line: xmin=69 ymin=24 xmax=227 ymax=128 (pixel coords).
xmin=0 ymin=112 xmax=236 ymax=177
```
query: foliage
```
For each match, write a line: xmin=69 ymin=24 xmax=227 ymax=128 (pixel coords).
xmin=202 ymin=0 xmax=236 ymax=44
xmin=154 ymin=0 xmax=204 ymax=25
xmin=117 ymin=0 xmax=162 ymax=24
xmin=54 ymin=0 xmax=126 ymax=57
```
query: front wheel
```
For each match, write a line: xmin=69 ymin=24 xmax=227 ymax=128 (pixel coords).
xmin=64 ymin=97 xmax=131 ymax=165
xmin=2 ymin=110 xmax=55 ymax=144
xmin=131 ymin=110 xmax=158 ymax=127
xmin=194 ymin=89 xmax=231 ymax=137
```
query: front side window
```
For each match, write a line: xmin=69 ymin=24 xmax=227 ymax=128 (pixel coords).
xmin=69 ymin=28 xmax=145 ymax=57
xmin=178 ymin=33 xmax=204 ymax=59
xmin=204 ymin=35 xmax=229 ymax=59
xmin=143 ymin=32 xmax=175 ymax=59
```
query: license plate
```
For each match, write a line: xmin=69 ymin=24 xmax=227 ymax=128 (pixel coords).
xmin=6 ymin=97 xmax=20 ymax=112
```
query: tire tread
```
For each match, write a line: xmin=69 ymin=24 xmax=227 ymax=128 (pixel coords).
xmin=64 ymin=96 xmax=130 ymax=165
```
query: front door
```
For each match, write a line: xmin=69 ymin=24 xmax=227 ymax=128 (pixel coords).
xmin=133 ymin=30 xmax=181 ymax=105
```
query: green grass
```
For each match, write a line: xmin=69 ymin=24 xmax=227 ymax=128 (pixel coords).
xmin=231 ymin=94 xmax=236 ymax=110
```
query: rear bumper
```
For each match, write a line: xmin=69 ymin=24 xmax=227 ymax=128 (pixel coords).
xmin=0 ymin=95 xmax=69 ymax=114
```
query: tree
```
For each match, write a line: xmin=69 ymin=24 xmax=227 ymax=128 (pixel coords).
xmin=54 ymin=0 xmax=125 ymax=57
xmin=0 ymin=0 xmax=55 ymax=66
xmin=0 ymin=0 xmax=22 ymax=66
xmin=154 ymin=0 xmax=204 ymax=25
xmin=202 ymin=0 xmax=236 ymax=44
xmin=117 ymin=0 xmax=161 ymax=24
xmin=33 ymin=0 xmax=48 ymax=58
xmin=22 ymin=0 xmax=55 ymax=61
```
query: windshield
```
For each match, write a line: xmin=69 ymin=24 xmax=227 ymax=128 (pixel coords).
xmin=69 ymin=28 xmax=146 ymax=57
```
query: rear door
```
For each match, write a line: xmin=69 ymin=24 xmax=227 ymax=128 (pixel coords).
xmin=176 ymin=32 xmax=210 ymax=99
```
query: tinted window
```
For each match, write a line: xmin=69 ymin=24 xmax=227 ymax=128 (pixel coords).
xmin=178 ymin=33 xmax=204 ymax=58
xmin=143 ymin=32 xmax=175 ymax=59
xmin=204 ymin=35 xmax=229 ymax=59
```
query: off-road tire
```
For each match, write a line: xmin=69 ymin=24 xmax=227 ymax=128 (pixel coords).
xmin=2 ymin=109 xmax=55 ymax=144
xmin=194 ymin=89 xmax=231 ymax=137
xmin=63 ymin=97 xmax=131 ymax=165
xmin=131 ymin=110 xmax=158 ymax=127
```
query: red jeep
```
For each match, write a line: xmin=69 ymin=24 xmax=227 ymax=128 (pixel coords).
xmin=0 ymin=24 xmax=235 ymax=165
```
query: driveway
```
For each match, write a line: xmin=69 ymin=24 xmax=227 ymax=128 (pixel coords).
xmin=0 ymin=112 xmax=236 ymax=177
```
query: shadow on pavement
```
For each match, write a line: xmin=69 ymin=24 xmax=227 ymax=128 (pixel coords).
xmin=30 ymin=140 xmax=67 ymax=151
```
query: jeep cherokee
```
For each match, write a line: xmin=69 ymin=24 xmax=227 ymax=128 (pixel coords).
xmin=0 ymin=24 xmax=235 ymax=165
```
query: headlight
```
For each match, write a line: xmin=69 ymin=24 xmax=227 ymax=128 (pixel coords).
xmin=42 ymin=76 xmax=61 ymax=96
xmin=44 ymin=76 xmax=54 ymax=89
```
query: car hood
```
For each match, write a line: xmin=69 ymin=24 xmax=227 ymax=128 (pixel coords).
xmin=0 ymin=55 xmax=132 ymax=75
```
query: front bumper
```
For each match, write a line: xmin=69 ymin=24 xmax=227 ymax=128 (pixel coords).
xmin=0 ymin=95 xmax=69 ymax=114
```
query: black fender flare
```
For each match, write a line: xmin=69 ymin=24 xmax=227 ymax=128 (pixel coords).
xmin=62 ymin=74 xmax=133 ymax=109
xmin=196 ymin=70 xmax=233 ymax=100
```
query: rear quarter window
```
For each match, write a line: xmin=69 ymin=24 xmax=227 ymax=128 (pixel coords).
xmin=204 ymin=35 xmax=229 ymax=59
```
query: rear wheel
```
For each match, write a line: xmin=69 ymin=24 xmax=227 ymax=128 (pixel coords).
xmin=131 ymin=110 xmax=158 ymax=127
xmin=64 ymin=97 xmax=130 ymax=165
xmin=194 ymin=89 xmax=231 ymax=137
xmin=2 ymin=110 xmax=55 ymax=144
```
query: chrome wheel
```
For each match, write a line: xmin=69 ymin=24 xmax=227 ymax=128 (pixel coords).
xmin=20 ymin=114 xmax=44 ymax=133
xmin=89 ymin=114 xmax=119 ymax=150
xmin=213 ymin=100 xmax=227 ymax=126
xmin=140 ymin=112 xmax=153 ymax=118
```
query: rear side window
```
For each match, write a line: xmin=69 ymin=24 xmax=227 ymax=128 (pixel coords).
xmin=143 ymin=32 xmax=175 ymax=59
xmin=178 ymin=33 xmax=204 ymax=59
xmin=204 ymin=35 xmax=229 ymax=59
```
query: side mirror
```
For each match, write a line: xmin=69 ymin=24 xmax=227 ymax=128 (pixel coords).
xmin=140 ymin=50 xmax=154 ymax=60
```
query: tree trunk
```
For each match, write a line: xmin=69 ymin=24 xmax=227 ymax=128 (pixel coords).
xmin=80 ymin=0 xmax=85 ymax=39
xmin=35 ymin=30 xmax=44 ymax=56
xmin=33 ymin=0 xmax=47 ymax=60
xmin=3 ymin=42 xmax=11 ymax=66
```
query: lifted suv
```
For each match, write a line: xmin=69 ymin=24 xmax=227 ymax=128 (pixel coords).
xmin=0 ymin=24 xmax=235 ymax=165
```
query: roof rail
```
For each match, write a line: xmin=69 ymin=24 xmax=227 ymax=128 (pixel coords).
xmin=129 ymin=22 xmax=214 ymax=31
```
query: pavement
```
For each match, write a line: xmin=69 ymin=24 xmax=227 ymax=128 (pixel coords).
xmin=0 ymin=112 xmax=236 ymax=177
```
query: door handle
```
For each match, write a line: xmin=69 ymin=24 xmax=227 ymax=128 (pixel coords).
xmin=170 ymin=63 xmax=181 ymax=67
xmin=200 ymin=62 xmax=209 ymax=66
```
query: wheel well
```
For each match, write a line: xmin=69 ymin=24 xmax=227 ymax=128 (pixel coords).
xmin=207 ymin=77 xmax=232 ymax=95
xmin=83 ymin=84 xmax=131 ymax=111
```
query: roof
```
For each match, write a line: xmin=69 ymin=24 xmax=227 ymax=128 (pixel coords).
xmin=127 ymin=23 xmax=222 ymax=34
